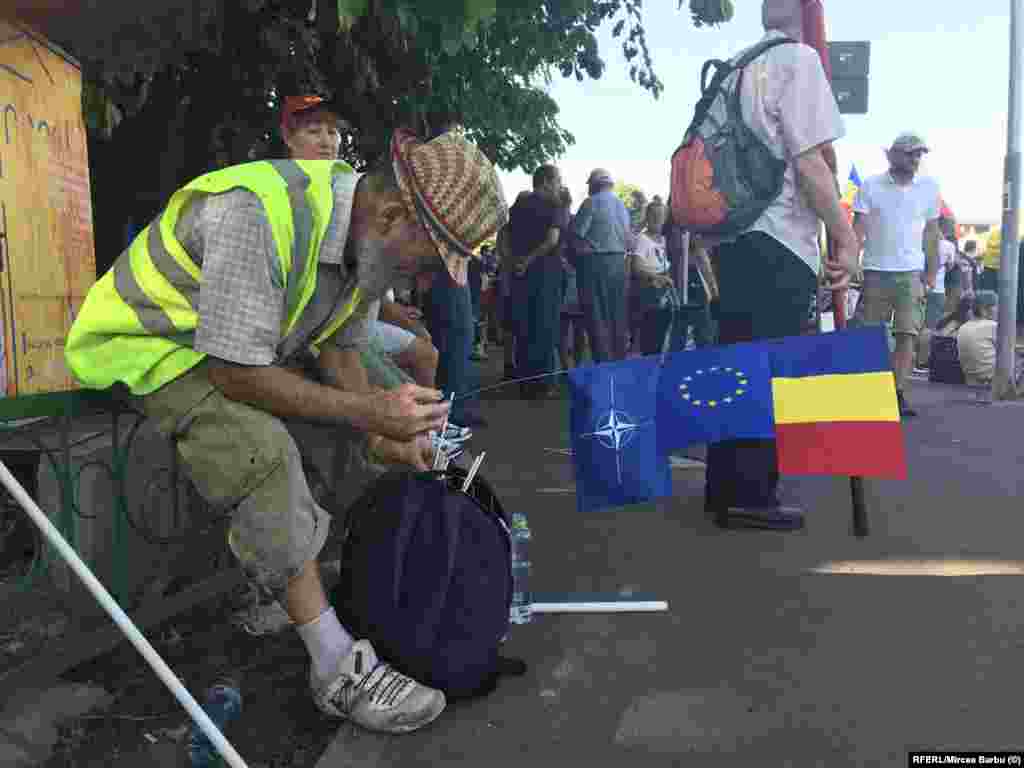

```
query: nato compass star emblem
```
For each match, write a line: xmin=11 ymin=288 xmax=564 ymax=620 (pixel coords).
xmin=580 ymin=376 xmax=654 ymax=486
xmin=679 ymin=366 xmax=749 ymax=409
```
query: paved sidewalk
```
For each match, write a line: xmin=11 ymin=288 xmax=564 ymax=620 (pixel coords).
xmin=4 ymin=363 xmax=1024 ymax=767
xmin=314 ymin=375 xmax=1024 ymax=767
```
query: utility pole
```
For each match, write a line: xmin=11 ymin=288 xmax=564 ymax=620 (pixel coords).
xmin=994 ymin=0 xmax=1023 ymax=400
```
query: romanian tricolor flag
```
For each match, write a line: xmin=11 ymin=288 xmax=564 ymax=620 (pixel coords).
xmin=770 ymin=327 xmax=906 ymax=480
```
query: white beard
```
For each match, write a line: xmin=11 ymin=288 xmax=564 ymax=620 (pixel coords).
xmin=351 ymin=235 xmax=401 ymax=302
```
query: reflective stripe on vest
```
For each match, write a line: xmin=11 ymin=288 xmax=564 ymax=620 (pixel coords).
xmin=65 ymin=160 xmax=356 ymax=395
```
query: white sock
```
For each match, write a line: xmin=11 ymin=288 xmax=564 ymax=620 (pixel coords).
xmin=296 ymin=607 xmax=354 ymax=687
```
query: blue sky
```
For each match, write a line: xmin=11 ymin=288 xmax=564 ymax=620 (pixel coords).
xmin=497 ymin=1 xmax=1015 ymax=225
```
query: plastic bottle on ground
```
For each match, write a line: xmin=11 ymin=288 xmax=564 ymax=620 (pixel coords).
xmin=187 ymin=678 xmax=242 ymax=767
xmin=510 ymin=512 xmax=533 ymax=625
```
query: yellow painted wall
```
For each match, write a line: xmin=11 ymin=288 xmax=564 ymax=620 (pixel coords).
xmin=0 ymin=20 xmax=95 ymax=395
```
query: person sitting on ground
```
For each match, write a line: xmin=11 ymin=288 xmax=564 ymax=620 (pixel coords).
xmin=957 ymin=290 xmax=999 ymax=386
xmin=917 ymin=295 xmax=974 ymax=370
xmin=64 ymin=116 xmax=507 ymax=734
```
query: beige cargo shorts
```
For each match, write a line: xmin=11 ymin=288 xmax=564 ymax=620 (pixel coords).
xmin=131 ymin=361 xmax=381 ymax=598
xmin=861 ymin=270 xmax=925 ymax=336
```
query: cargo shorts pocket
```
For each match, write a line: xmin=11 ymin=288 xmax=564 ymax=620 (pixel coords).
xmin=171 ymin=390 xmax=289 ymax=511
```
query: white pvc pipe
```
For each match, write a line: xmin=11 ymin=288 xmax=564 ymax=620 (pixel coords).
xmin=531 ymin=601 xmax=669 ymax=613
xmin=0 ymin=460 xmax=250 ymax=768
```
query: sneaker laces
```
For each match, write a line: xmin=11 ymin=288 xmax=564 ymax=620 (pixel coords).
xmin=332 ymin=652 xmax=415 ymax=712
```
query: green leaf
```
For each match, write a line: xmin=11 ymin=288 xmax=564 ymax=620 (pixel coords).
xmin=396 ymin=5 xmax=419 ymax=34
xmin=337 ymin=0 xmax=368 ymax=18
xmin=441 ymin=28 xmax=463 ymax=56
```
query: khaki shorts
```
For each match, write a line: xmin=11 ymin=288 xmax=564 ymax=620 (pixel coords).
xmin=132 ymin=362 xmax=374 ymax=597
xmin=861 ymin=270 xmax=925 ymax=336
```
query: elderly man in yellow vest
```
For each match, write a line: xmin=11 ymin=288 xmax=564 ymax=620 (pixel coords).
xmin=65 ymin=128 xmax=507 ymax=733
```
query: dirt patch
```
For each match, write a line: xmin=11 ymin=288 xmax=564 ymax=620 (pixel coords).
xmin=43 ymin=590 xmax=339 ymax=767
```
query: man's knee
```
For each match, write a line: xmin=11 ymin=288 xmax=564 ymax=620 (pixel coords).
xmin=146 ymin=382 xmax=331 ymax=596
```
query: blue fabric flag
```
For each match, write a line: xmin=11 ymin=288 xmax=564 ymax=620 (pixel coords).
xmin=569 ymin=357 xmax=672 ymax=513
xmin=655 ymin=341 xmax=775 ymax=452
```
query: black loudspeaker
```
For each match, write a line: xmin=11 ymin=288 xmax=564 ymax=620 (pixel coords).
xmin=828 ymin=41 xmax=870 ymax=78
xmin=831 ymin=78 xmax=869 ymax=115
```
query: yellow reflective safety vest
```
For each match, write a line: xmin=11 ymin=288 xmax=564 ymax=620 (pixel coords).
xmin=65 ymin=159 xmax=362 ymax=395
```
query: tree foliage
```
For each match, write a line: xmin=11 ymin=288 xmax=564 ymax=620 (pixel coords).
xmin=19 ymin=1 xmax=736 ymax=271
xmin=613 ymin=180 xmax=649 ymax=229
xmin=65 ymin=1 xmax=734 ymax=172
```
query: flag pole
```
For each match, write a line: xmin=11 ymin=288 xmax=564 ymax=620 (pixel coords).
xmin=993 ymin=0 xmax=1023 ymax=400
xmin=803 ymin=0 xmax=869 ymax=537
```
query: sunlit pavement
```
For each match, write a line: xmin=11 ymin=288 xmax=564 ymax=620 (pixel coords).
xmin=317 ymin=359 xmax=1024 ymax=767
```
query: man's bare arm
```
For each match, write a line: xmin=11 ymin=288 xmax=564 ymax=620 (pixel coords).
xmin=795 ymin=148 xmax=858 ymax=253
xmin=924 ymin=218 xmax=941 ymax=282
xmin=695 ymin=248 xmax=719 ymax=299
xmin=852 ymin=213 xmax=866 ymax=252
xmin=206 ymin=357 xmax=447 ymax=441
xmin=795 ymin=146 xmax=859 ymax=289
xmin=318 ymin=346 xmax=371 ymax=393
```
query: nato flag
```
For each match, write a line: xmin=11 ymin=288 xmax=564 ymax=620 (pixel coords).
xmin=569 ymin=357 xmax=672 ymax=513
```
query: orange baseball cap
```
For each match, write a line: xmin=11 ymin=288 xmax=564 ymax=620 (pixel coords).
xmin=280 ymin=95 xmax=339 ymax=135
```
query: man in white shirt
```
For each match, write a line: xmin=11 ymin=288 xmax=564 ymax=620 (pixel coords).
xmin=703 ymin=0 xmax=858 ymax=532
xmin=853 ymin=133 xmax=942 ymax=418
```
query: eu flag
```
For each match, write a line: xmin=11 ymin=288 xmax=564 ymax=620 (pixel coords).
xmin=569 ymin=357 xmax=671 ymax=513
xmin=656 ymin=341 xmax=775 ymax=452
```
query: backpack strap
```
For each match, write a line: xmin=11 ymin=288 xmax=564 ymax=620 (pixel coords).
xmin=731 ymin=37 xmax=799 ymax=136
xmin=685 ymin=37 xmax=798 ymax=144
xmin=733 ymin=36 xmax=798 ymax=71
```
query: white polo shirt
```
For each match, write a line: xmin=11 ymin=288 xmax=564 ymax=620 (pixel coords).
xmin=854 ymin=172 xmax=941 ymax=272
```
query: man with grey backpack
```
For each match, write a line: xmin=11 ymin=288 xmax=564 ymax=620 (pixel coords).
xmin=669 ymin=0 xmax=858 ymax=531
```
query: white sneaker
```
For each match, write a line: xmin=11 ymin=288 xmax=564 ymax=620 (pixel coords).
xmin=311 ymin=640 xmax=446 ymax=733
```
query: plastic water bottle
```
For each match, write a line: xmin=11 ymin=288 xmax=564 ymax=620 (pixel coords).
xmin=188 ymin=678 xmax=242 ymax=767
xmin=510 ymin=513 xmax=533 ymax=624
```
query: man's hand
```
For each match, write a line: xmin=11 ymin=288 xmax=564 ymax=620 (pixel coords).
xmin=653 ymin=274 xmax=674 ymax=289
xmin=824 ymin=237 xmax=859 ymax=291
xmin=925 ymin=270 xmax=937 ymax=291
xmin=351 ymin=383 xmax=450 ymax=442
xmin=372 ymin=434 xmax=434 ymax=471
